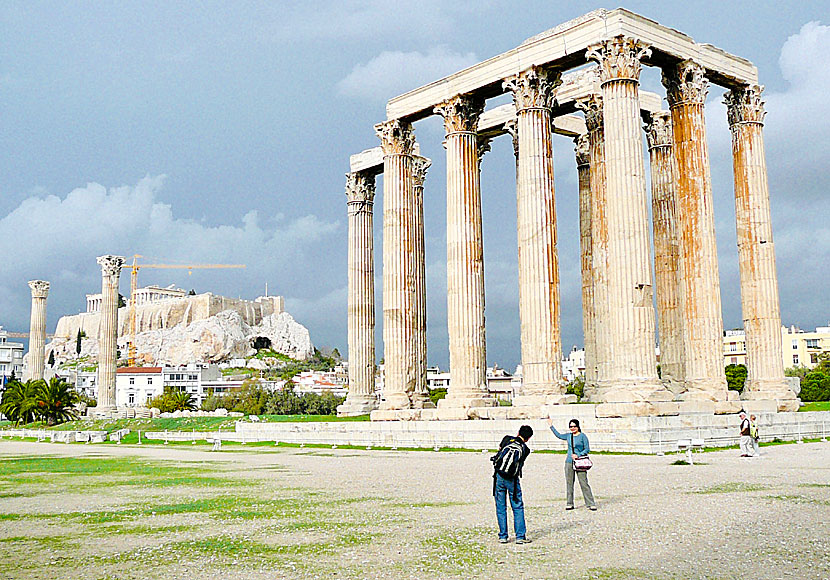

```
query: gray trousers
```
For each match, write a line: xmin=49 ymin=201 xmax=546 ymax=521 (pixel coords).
xmin=565 ymin=461 xmax=596 ymax=507
xmin=740 ymin=435 xmax=754 ymax=456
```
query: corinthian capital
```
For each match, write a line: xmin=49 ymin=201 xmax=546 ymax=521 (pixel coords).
xmin=503 ymin=119 xmax=519 ymax=160
xmin=374 ymin=119 xmax=415 ymax=156
xmin=97 ymin=255 xmax=125 ymax=279
xmin=28 ymin=280 xmax=50 ymax=298
xmin=434 ymin=94 xmax=484 ymax=134
xmin=662 ymin=60 xmax=709 ymax=106
xmin=575 ymin=95 xmax=603 ymax=132
xmin=643 ymin=111 xmax=673 ymax=149
xmin=724 ymin=84 xmax=766 ymax=127
xmin=345 ymin=171 xmax=376 ymax=204
xmin=412 ymin=156 xmax=431 ymax=189
xmin=503 ymin=66 xmax=561 ymax=112
xmin=574 ymin=134 xmax=590 ymax=167
xmin=586 ymin=36 xmax=651 ymax=82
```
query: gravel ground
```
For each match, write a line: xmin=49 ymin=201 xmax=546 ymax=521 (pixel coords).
xmin=0 ymin=439 xmax=828 ymax=580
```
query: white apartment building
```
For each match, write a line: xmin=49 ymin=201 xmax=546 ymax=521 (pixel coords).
xmin=0 ymin=326 xmax=24 ymax=387
xmin=292 ymin=369 xmax=347 ymax=396
xmin=723 ymin=324 xmax=830 ymax=370
xmin=562 ymin=347 xmax=586 ymax=382
xmin=113 ymin=363 xmax=220 ymax=408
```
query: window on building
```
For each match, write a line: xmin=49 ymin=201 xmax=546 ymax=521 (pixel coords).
xmin=128 ymin=393 xmax=135 ymax=405
xmin=188 ymin=374 xmax=198 ymax=381
xmin=793 ymin=355 xmax=799 ymax=365
xmin=147 ymin=377 xmax=153 ymax=384
xmin=806 ymin=339 xmax=820 ymax=349
xmin=0 ymin=364 xmax=6 ymax=372
xmin=811 ymin=354 xmax=818 ymax=364
xmin=730 ymin=357 xmax=738 ymax=364
xmin=129 ymin=377 xmax=135 ymax=385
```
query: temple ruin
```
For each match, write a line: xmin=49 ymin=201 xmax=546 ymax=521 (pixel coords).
xmin=339 ymin=8 xmax=799 ymax=419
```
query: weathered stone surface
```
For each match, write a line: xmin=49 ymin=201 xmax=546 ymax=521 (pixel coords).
xmin=676 ymin=401 xmax=717 ymax=415
xmin=714 ymin=401 xmax=744 ymax=415
xmin=596 ymin=402 xmax=679 ymax=417
xmin=740 ymin=400 xmax=779 ymax=414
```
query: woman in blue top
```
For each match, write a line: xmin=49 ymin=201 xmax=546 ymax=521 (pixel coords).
xmin=547 ymin=418 xmax=597 ymax=510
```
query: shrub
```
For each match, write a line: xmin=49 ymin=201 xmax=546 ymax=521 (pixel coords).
xmin=566 ymin=376 xmax=585 ymax=400
xmin=799 ymin=370 xmax=830 ymax=402
xmin=429 ymin=388 xmax=447 ymax=406
xmin=725 ymin=364 xmax=747 ymax=392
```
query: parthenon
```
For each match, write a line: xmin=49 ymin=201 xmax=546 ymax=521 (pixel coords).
xmin=338 ymin=8 xmax=799 ymax=420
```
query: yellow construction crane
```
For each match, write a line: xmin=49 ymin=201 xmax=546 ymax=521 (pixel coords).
xmin=124 ymin=255 xmax=245 ymax=366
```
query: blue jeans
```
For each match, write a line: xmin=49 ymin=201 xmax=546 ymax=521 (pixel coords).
xmin=494 ymin=473 xmax=526 ymax=540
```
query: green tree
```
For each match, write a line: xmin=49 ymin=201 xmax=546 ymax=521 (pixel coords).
xmin=799 ymin=370 xmax=830 ymax=402
xmin=75 ymin=329 xmax=83 ymax=356
xmin=725 ymin=364 xmax=747 ymax=392
xmin=566 ymin=376 xmax=585 ymax=400
xmin=37 ymin=377 xmax=79 ymax=425
xmin=428 ymin=387 xmax=447 ymax=406
xmin=0 ymin=379 xmax=44 ymax=425
xmin=47 ymin=350 xmax=55 ymax=367
xmin=169 ymin=390 xmax=197 ymax=411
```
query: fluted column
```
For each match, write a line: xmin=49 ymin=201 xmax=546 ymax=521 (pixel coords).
xmin=725 ymin=85 xmax=797 ymax=409
xmin=574 ymin=135 xmax=596 ymax=387
xmin=338 ymin=171 xmax=379 ymax=417
xmin=96 ymin=255 xmax=124 ymax=411
xmin=503 ymin=66 xmax=567 ymax=404
xmin=375 ymin=120 xmax=416 ymax=410
xmin=25 ymin=280 xmax=50 ymax=381
xmin=410 ymin=155 xmax=435 ymax=409
xmin=434 ymin=94 xmax=492 ymax=407
xmin=644 ymin=111 xmax=685 ymax=392
xmin=587 ymin=37 xmax=667 ymax=402
xmin=577 ymin=96 xmax=608 ymax=400
xmin=663 ymin=60 xmax=728 ymax=400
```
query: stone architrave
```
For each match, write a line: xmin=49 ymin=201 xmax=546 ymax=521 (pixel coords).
xmin=663 ymin=60 xmax=728 ymax=401
xmin=586 ymin=37 xmax=668 ymax=403
xmin=374 ymin=120 xmax=416 ymax=410
xmin=576 ymin=95 xmax=607 ymax=399
xmin=434 ymin=94 xmax=493 ymax=409
xmin=410 ymin=155 xmax=435 ymax=409
xmin=503 ymin=66 xmax=568 ymax=405
xmin=724 ymin=85 xmax=798 ymax=410
xmin=25 ymin=280 xmax=50 ymax=381
xmin=96 ymin=255 xmax=125 ymax=411
xmin=574 ymin=134 xmax=596 ymax=387
xmin=644 ymin=111 xmax=685 ymax=393
xmin=338 ymin=171 xmax=379 ymax=417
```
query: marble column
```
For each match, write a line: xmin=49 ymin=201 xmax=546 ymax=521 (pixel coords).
xmin=663 ymin=60 xmax=728 ymax=400
xmin=434 ymin=94 xmax=492 ymax=408
xmin=574 ymin=134 xmax=596 ymax=387
xmin=410 ymin=155 xmax=435 ymax=409
xmin=25 ymin=280 xmax=50 ymax=381
xmin=587 ymin=37 xmax=668 ymax=402
xmin=96 ymin=255 xmax=124 ymax=411
xmin=503 ymin=66 xmax=568 ymax=404
xmin=375 ymin=120 xmax=417 ymax=410
xmin=725 ymin=85 xmax=798 ymax=410
xmin=338 ymin=171 xmax=379 ymax=417
xmin=644 ymin=111 xmax=686 ymax=392
xmin=577 ymin=96 xmax=608 ymax=400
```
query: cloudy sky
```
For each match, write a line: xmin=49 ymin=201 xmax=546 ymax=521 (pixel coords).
xmin=1 ymin=1 xmax=828 ymax=371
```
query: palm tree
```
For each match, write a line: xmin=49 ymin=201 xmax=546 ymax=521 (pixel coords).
xmin=37 ymin=377 xmax=79 ymax=426
xmin=0 ymin=379 xmax=44 ymax=425
xmin=170 ymin=390 xmax=197 ymax=412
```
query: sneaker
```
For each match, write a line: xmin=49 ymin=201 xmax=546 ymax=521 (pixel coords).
xmin=588 ymin=506 xmax=597 ymax=511
xmin=516 ymin=538 xmax=532 ymax=544
xmin=565 ymin=505 xmax=575 ymax=511
xmin=498 ymin=538 xmax=508 ymax=544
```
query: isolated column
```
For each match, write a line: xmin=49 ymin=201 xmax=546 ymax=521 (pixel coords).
xmin=587 ymin=37 xmax=667 ymax=402
xmin=375 ymin=120 xmax=416 ymax=410
xmin=434 ymin=94 xmax=491 ymax=407
xmin=574 ymin=134 xmax=596 ymax=387
xmin=96 ymin=255 xmax=125 ymax=411
xmin=25 ymin=280 xmax=50 ymax=381
xmin=503 ymin=66 xmax=567 ymax=403
xmin=410 ymin=155 xmax=434 ymax=408
xmin=338 ymin=171 xmax=379 ymax=416
xmin=663 ymin=60 xmax=728 ymax=400
xmin=724 ymin=84 xmax=797 ymax=409
xmin=644 ymin=111 xmax=685 ymax=391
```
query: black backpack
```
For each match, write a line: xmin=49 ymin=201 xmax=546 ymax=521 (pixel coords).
xmin=491 ymin=438 xmax=524 ymax=479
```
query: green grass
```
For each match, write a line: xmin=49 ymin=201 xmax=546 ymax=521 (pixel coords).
xmin=692 ymin=482 xmax=768 ymax=494
xmin=799 ymin=401 xmax=830 ymax=412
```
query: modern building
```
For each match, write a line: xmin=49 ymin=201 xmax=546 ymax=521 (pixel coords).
xmin=724 ymin=324 xmax=830 ymax=370
xmin=0 ymin=326 xmax=25 ymax=387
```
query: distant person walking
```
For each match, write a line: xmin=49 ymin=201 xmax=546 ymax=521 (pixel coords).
xmin=750 ymin=414 xmax=761 ymax=456
xmin=491 ymin=425 xmax=533 ymax=544
xmin=739 ymin=411 xmax=754 ymax=457
xmin=548 ymin=418 xmax=596 ymax=510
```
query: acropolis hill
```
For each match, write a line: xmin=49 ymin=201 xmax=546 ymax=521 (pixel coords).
xmin=45 ymin=289 xmax=313 ymax=367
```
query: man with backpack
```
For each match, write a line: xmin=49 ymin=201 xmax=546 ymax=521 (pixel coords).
xmin=492 ymin=425 xmax=533 ymax=544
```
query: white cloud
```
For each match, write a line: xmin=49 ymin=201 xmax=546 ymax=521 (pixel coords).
xmin=338 ymin=46 xmax=478 ymax=101
xmin=0 ymin=176 xmax=342 ymax=341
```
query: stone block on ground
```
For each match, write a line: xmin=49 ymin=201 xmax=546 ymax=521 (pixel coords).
xmin=676 ymin=401 xmax=716 ymax=414
xmin=434 ymin=407 xmax=472 ymax=421
xmin=714 ymin=401 xmax=744 ymax=414
xmin=596 ymin=401 xmax=679 ymax=417
xmin=437 ymin=397 xmax=496 ymax=409
xmin=777 ymin=399 xmax=800 ymax=412
xmin=740 ymin=400 xmax=778 ymax=414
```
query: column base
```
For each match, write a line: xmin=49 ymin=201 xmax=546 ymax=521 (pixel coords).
xmin=680 ymin=387 xmax=729 ymax=403
xmin=512 ymin=394 xmax=577 ymax=407
xmin=741 ymin=388 xmax=800 ymax=412
xmin=410 ymin=392 xmax=436 ymax=409
xmin=379 ymin=392 xmax=412 ymax=411
xmin=595 ymin=401 xmax=681 ymax=417
xmin=587 ymin=380 xmax=674 ymax=404
xmin=337 ymin=397 xmax=378 ymax=417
